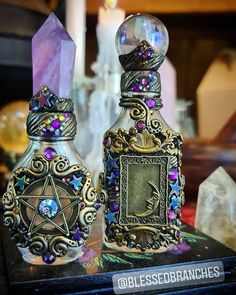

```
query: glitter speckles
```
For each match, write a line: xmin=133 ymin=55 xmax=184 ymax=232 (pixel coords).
xmin=130 ymin=71 xmax=157 ymax=93
xmin=37 ymin=113 xmax=72 ymax=138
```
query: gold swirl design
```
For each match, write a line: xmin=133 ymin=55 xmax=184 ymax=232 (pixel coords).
xmin=110 ymin=224 xmax=178 ymax=250
xmin=82 ymin=182 xmax=96 ymax=206
xmin=49 ymin=236 xmax=77 ymax=257
xmin=3 ymin=152 xmax=98 ymax=259
xmin=148 ymin=119 xmax=162 ymax=133
xmin=29 ymin=236 xmax=48 ymax=255
xmin=2 ymin=192 xmax=17 ymax=210
xmin=99 ymin=189 xmax=108 ymax=204
xmin=50 ymin=156 xmax=88 ymax=178
xmin=29 ymin=154 xmax=49 ymax=177
xmin=3 ymin=211 xmax=20 ymax=229
xmin=121 ymin=98 xmax=149 ymax=121
xmin=79 ymin=207 xmax=97 ymax=230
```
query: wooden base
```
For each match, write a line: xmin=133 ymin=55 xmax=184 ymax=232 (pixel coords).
xmin=1 ymin=211 xmax=236 ymax=294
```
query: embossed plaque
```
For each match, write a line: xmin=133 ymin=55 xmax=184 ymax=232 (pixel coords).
xmin=120 ymin=155 xmax=169 ymax=226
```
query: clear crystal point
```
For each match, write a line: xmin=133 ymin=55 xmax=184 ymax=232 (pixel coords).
xmin=32 ymin=13 xmax=76 ymax=98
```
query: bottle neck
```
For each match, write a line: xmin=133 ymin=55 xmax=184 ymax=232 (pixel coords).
xmin=120 ymin=69 xmax=163 ymax=111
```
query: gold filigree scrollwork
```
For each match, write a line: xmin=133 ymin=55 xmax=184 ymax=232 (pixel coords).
xmin=3 ymin=211 xmax=20 ymax=230
xmin=29 ymin=236 xmax=48 ymax=256
xmin=79 ymin=207 xmax=97 ymax=231
xmin=129 ymin=129 xmax=161 ymax=153
xmin=110 ymin=224 xmax=179 ymax=251
xmin=30 ymin=155 xmax=49 ymax=177
xmin=105 ymin=128 xmax=181 ymax=155
xmin=106 ymin=128 xmax=129 ymax=154
xmin=83 ymin=183 xmax=96 ymax=206
xmin=49 ymin=236 xmax=77 ymax=257
xmin=50 ymin=155 xmax=88 ymax=177
xmin=3 ymin=153 xmax=97 ymax=259
xmin=121 ymin=98 xmax=148 ymax=121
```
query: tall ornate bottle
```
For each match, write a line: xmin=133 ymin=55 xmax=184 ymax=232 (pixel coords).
xmin=2 ymin=13 xmax=98 ymax=265
xmin=100 ymin=14 xmax=185 ymax=252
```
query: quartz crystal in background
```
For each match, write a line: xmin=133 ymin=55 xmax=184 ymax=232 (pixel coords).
xmin=195 ymin=166 xmax=236 ymax=251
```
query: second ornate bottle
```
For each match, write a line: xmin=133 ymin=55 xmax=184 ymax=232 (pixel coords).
xmin=100 ymin=14 xmax=185 ymax=252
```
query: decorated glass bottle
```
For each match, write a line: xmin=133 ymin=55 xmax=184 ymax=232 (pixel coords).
xmin=2 ymin=13 xmax=99 ymax=265
xmin=100 ymin=14 xmax=185 ymax=252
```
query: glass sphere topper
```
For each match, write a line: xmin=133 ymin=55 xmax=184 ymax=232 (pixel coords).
xmin=115 ymin=13 xmax=169 ymax=56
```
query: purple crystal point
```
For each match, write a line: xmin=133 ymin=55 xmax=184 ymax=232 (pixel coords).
xmin=32 ymin=13 xmax=76 ymax=98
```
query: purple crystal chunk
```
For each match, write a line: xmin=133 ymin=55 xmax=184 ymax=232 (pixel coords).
xmin=73 ymin=228 xmax=81 ymax=241
xmin=32 ymin=13 xmax=76 ymax=98
xmin=44 ymin=147 xmax=57 ymax=159
xmin=146 ymin=98 xmax=156 ymax=109
xmin=42 ymin=253 xmax=56 ymax=264
xmin=169 ymin=168 xmax=179 ymax=181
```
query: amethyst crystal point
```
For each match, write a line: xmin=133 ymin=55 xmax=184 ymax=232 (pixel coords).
xmin=32 ymin=13 xmax=76 ymax=98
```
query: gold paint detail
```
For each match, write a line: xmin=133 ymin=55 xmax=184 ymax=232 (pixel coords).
xmin=135 ymin=182 xmax=160 ymax=217
xmin=3 ymin=154 xmax=97 ymax=258
xmin=105 ymin=127 xmax=182 ymax=155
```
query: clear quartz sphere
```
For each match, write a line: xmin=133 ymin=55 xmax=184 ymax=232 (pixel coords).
xmin=115 ymin=13 xmax=169 ymax=56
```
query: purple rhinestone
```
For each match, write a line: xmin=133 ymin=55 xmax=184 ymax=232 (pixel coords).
xmin=42 ymin=128 xmax=53 ymax=137
xmin=142 ymin=53 xmax=148 ymax=60
xmin=112 ymin=186 xmax=119 ymax=192
xmin=150 ymin=70 xmax=156 ymax=75
xmin=131 ymin=85 xmax=140 ymax=92
xmin=42 ymin=253 xmax=56 ymax=264
xmin=175 ymin=231 xmax=181 ymax=239
xmin=51 ymin=119 xmax=61 ymax=129
xmin=103 ymin=139 xmax=108 ymax=147
xmin=64 ymin=113 xmax=71 ymax=118
xmin=94 ymin=203 xmax=101 ymax=210
xmin=44 ymin=147 xmax=57 ymax=160
xmin=169 ymin=168 xmax=179 ymax=181
xmin=110 ymin=202 xmax=119 ymax=212
xmin=141 ymin=78 xmax=148 ymax=86
xmin=146 ymin=99 xmax=156 ymax=109
xmin=73 ymin=228 xmax=81 ymax=241
xmin=136 ymin=120 xmax=145 ymax=130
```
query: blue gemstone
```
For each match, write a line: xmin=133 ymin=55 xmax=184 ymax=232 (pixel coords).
xmin=42 ymin=253 xmax=56 ymax=264
xmin=94 ymin=203 xmax=101 ymax=210
xmin=72 ymin=228 xmax=81 ymax=241
xmin=113 ymin=170 xmax=119 ymax=177
xmin=39 ymin=199 xmax=58 ymax=218
xmin=127 ymin=242 xmax=135 ymax=249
